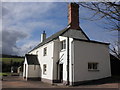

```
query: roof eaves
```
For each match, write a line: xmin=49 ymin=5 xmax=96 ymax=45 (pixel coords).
xmin=78 ymin=27 xmax=90 ymax=40
xmin=73 ymin=38 xmax=110 ymax=45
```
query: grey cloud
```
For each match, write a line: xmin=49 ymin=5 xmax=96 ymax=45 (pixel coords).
xmin=2 ymin=29 xmax=27 ymax=55
xmin=2 ymin=6 xmax=9 ymax=16
xmin=1 ymin=2 xmax=58 ymax=56
xmin=2 ymin=2 xmax=55 ymax=22
xmin=19 ymin=40 xmax=39 ymax=56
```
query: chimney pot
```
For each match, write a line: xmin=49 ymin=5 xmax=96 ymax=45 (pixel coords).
xmin=41 ymin=31 xmax=46 ymax=42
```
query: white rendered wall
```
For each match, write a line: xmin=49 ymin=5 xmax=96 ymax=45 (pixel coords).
xmin=69 ymin=38 xmax=74 ymax=83
xmin=29 ymin=41 xmax=54 ymax=81
xmin=73 ymin=40 xmax=111 ymax=82
xmin=59 ymin=36 xmax=67 ymax=82
xmin=26 ymin=64 xmax=28 ymax=79
xmin=27 ymin=29 xmax=89 ymax=82
xmin=23 ymin=58 xmax=28 ymax=78
xmin=23 ymin=63 xmax=25 ymax=77
xmin=59 ymin=36 xmax=73 ymax=82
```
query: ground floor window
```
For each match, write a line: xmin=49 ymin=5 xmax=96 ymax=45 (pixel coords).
xmin=88 ymin=62 xmax=99 ymax=71
xmin=43 ymin=64 xmax=47 ymax=75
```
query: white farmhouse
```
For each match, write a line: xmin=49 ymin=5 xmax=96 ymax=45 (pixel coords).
xmin=23 ymin=3 xmax=111 ymax=86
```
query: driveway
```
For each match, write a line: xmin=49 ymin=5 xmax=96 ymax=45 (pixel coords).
xmin=2 ymin=76 xmax=64 ymax=88
xmin=2 ymin=76 xmax=120 ymax=88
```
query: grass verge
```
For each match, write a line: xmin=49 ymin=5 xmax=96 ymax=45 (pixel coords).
xmin=0 ymin=72 xmax=11 ymax=76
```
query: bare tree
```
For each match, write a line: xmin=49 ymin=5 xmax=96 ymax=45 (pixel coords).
xmin=77 ymin=2 xmax=120 ymax=59
xmin=110 ymin=41 xmax=120 ymax=60
xmin=77 ymin=2 xmax=120 ymax=31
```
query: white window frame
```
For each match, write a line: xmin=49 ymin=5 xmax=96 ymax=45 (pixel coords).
xmin=43 ymin=64 xmax=47 ymax=75
xmin=43 ymin=47 xmax=47 ymax=56
xmin=61 ymin=40 xmax=66 ymax=50
xmin=88 ymin=62 xmax=99 ymax=71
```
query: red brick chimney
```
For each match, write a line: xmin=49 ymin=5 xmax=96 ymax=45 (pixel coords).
xmin=68 ymin=3 xmax=80 ymax=29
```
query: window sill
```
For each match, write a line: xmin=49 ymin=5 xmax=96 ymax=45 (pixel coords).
xmin=88 ymin=69 xmax=99 ymax=72
xmin=60 ymin=49 xmax=66 ymax=52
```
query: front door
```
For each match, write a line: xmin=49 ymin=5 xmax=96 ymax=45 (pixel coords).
xmin=59 ymin=64 xmax=63 ymax=83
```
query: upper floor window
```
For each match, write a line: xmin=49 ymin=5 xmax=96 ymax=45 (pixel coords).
xmin=61 ymin=40 xmax=66 ymax=50
xmin=43 ymin=47 xmax=47 ymax=56
xmin=88 ymin=62 xmax=99 ymax=71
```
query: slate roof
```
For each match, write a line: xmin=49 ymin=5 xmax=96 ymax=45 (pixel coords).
xmin=28 ymin=26 xmax=109 ymax=53
xmin=29 ymin=27 xmax=90 ymax=53
xmin=25 ymin=54 xmax=39 ymax=65
xmin=29 ymin=27 xmax=69 ymax=52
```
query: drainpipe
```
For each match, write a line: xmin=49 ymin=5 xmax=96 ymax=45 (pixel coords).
xmin=56 ymin=61 xmax=59 ymax=82
xmin=66 ymin=37 xmax=69 ymax=85
xmin=71 ymin=41 xmax=74 ymax=86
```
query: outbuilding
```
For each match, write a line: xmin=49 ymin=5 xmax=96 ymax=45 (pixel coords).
xmin=23 ymin=54 xmax=41 ymax=80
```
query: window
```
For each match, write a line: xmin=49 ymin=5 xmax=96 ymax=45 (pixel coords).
xmin=61 ymin=40 xmax=66 ymax=50
xmin=43 ymin=47 xmax=47 ymax=56
xmin=43 ymin=64 xmax=47 ymax=75
xmin=88 ymin=63 xmax=98 ymax=70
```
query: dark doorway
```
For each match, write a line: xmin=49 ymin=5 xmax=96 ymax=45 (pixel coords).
xmin=59 ymin=64 xmax=63 ymax=83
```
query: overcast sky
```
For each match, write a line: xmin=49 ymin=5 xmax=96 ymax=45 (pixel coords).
xmin=1 ymin=2 xmax=117 ymax=56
